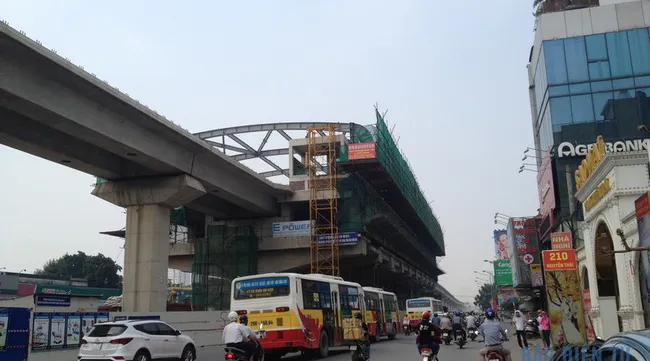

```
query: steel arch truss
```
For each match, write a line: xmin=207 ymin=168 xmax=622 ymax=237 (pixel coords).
xmin=194 ymin=122 xmax=354 ymax=180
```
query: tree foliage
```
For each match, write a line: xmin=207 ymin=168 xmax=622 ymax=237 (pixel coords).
xmin=474 ymin=283 xmax=493 ymax=310
xmin=36 ymin=251 xmax=122 ymax=289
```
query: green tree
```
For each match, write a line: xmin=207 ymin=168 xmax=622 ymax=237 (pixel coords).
xmin=474 ymin=283 xmax=493 ymax=310
xmin=36 ymin=251 xmax=123 ymax=289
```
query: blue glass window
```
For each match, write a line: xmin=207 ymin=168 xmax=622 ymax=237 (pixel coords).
xmin=589 ymin=61 xmax=611 ymax=80
xmin=550 ymin=97 xmax=573 ymax=127
xmin=592 ymin=92 xmax=614 ymax=120
xmin=606 ymin=32 xmax=633 ymax=77
xmin=571 ymin=95 xmax=594 ymax=123
xmin=549 ymin=85 xmax=570 ymax=97
xmin=586 ymin=34 xmax=608 ymax=62
xmin=613 ymin=77 xmax=635 ymax=90
xmin=591 ymin=80 xmax=613 ymax=92
xmin=564 ymin=37 xmax=589 ymax=82
xmin=544 ymin=40 xmax=568 ymax=85
xmin=628 ymin=29 xmax=650 ymax=75
xmin=635 ymin=76 xmax=650 ymax=87
xmin=570 ymin=83 xmax=591 ymax=94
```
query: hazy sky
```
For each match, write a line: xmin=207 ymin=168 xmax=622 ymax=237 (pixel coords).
xmin=0 ymin=0 xmax=539 ymax=302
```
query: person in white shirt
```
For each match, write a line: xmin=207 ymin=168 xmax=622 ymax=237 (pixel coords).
xmin=223 ymin=311 xmax=258 ymax=361
xmin=512 ymin=310 xmax=528 ymax=349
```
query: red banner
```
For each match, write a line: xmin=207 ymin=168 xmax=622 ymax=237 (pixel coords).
xmin=348 ymin=142 xmax=376 ymax=160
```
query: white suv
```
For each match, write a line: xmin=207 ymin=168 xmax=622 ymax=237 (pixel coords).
xmin=78 ymin=320 xmax=196 ymax=361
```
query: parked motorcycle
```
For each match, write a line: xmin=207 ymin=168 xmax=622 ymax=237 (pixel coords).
xmin=524 ymin=319 xmax=539 ymax=339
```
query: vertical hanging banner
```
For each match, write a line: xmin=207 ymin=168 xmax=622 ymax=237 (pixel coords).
xmin=542 ymin=250 xmax=586 ymax=346
xmin=582 ymin=289 xmax=595 ymax=342
xmin=635 ymin=192 xmax=650 ymax=297
xmin=530 ymin=264 xmax=544 ymax=287
xmin=0 ymin=311 xmax=7 ymax=350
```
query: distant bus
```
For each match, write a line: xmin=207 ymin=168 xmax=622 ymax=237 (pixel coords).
xmin=231 ymin=273 xmax=366 ymax=359
xmin=362 ymin=287 xmax=399 ymax=341
xmin=405 ymin=297 xmax=444 ymax=327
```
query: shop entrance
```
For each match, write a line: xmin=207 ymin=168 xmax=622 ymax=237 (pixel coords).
xmin=594 ymin=222 xmax=622 ymax=333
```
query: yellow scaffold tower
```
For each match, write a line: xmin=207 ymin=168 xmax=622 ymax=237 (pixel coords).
xmin=306 ymin=124 xmax=340 ymax=276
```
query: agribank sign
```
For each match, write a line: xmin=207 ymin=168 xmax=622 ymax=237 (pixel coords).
xmin=556 ymin=138 xmax=650 ymax=158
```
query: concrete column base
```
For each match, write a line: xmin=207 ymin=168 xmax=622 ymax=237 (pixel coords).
xmin=92 ymin=174 xmax=206 ymax=312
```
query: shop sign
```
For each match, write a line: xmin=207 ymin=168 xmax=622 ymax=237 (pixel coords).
xmin=348 ymin=142 xmax=376 ymax=160
xmin=558 ymin=137 xmax=650 ymax=159
xmin=584 ymin=178 xmax=612 ymax=212
xmin=530 ymin=264 xmax=544 ymax=287
xmin=40 ymin=287 xmax=71 ymax=295
xmin=551 ymin=232 xmax=573 ymax=250
xmin=36 ymin=295 xmax=71 ymax=307
xmin=493 ymin=259 xmax=513 ymax=285
xmin=575 ymin=136 xmax=606 ymax=191
xmin=542 ymin=249 xmax=577 ymax=271
xmin=272 ymin=221 xmax=313 ymax=237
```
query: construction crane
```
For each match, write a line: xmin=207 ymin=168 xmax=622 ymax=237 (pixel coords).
xmin=306 ymin=124 xmax=340 ymax=276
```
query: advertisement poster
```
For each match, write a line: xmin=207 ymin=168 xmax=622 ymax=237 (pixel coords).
xmin=96 ymin=313 xmax=109 ymax=324
xmin=498 ymin=287 xmax=517 ymax=305
xmin=494 ymin=229 xmax=510 ymax=260
xmin=510 ymin=217 xmax=541 ymax=287
xmin=81 ymin=313 xmax=96 ymax=337
xmin=582 ymin=289 xmax=595 ymax=342
xmin=32 ymin=313 xmax=51 ymax=350
xmin=66 ymin=314 xmax=81 ymax=347
xmin=49 ymin=314 xmax=66 ymax=348
xmin=0 ymin=312 xmax=8 ymax=350
xmin=544 ymin=270 xmax=586 ymax=346
xmin=635 ymin=192 xmax=650 ymax=296
xmin=493 ymin=259 xmax=513 ymax=285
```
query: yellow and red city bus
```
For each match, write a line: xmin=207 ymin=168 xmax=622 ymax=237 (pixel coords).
xmin=362 ymin=287 xmax=399 ymax=341
xmin=231 ymin=273 xmax=366 ymax=359
xmin=405 ymin=297 xmax=444 ymax=328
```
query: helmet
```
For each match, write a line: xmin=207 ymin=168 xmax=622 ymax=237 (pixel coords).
xmin=239 ymin=315 xmax=248 ymax=325
xmin=455 ymin=311 xmax=461 ymax=316
xmin=228 ymin=311 xmax=238 ymax=322
xmin=422 ymin=311 xmax=431 ymax=320
xmin=485 ymin=308 xmax=495 ymax=319
xmin=355 ymin=312 xmax=363 ymax=320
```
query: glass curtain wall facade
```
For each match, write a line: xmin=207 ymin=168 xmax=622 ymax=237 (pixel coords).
xmin=533 ymin=27 xmax=650 ymax=154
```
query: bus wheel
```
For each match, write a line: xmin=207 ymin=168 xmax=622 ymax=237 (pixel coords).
xmin=387 ymin=323 xmax=396 ymax=340
xmin=318 ymin=331 xmax=329 ymax=358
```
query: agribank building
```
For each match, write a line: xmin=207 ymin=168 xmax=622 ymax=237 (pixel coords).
xmin=527 ymin=0 xmax=650 ymax=333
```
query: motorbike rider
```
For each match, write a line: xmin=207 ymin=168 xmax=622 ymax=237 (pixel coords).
xmin=239 ymin=315 xmax=263 ymax=361
xmin=465 ymin=312 xmax=477 ymax=338
xmin=403 ymin=315 xmax=410 ymax=332
xmin=223 ymin=311 xmax=258 ymax=361
xmin=415 ymin=311 xmax=441 ymax=359
xmin=451 ymin=311 xmax=465 ymax=341
xmin=355 ymin=312 xmax=370 ymax=360
xmin=439 ymin=313 xmax=452 ymax=332
xmin=478 ymin=308 xmax=511 ymax=361
xmin=431 ymin=313 xmax=441 ymax=327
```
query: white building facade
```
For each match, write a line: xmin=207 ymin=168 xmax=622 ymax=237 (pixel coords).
xmin=575 ymin=150 xmax=650 ymax=338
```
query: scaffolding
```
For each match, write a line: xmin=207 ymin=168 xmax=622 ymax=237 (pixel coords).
xmin=191 ymin=224 xmax=258 ymax=310
xmin=307 ymin=125 xmax=340 ymax=276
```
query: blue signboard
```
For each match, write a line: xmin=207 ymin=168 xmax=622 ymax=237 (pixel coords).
xmin=36 ymin=296 xmax=70 ymax=307
xmin=317 ymin=232 xmax=358 ymax=245
xmin=236 ymin=277 xmax=289 ymax=290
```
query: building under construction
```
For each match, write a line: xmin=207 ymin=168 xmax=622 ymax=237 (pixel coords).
xmin=105 ymin=108 xmax=449 ymax=310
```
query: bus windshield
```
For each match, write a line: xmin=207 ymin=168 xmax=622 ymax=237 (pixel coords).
xmin=407 ymin=299 xmax=431 ymax=308
xmin=233 ymin=276 xmax=291 ymax=300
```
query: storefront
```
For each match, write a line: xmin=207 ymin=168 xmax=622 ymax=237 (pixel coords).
xmin=575 ymin=140 xmax=650 ymax=338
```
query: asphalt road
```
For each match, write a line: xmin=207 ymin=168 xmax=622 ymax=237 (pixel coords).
xmin=197 ymin=327 xmax=553 ymax=361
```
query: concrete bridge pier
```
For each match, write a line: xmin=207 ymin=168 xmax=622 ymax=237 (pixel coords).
xmin=92 ymin=174 xmax=206 ymax=312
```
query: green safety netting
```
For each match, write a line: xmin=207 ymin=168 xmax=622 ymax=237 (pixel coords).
xmin=191 ymin=225 xmax=258 ymax=311
xmin=346 ymin=110 xmax=444 ymax=251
